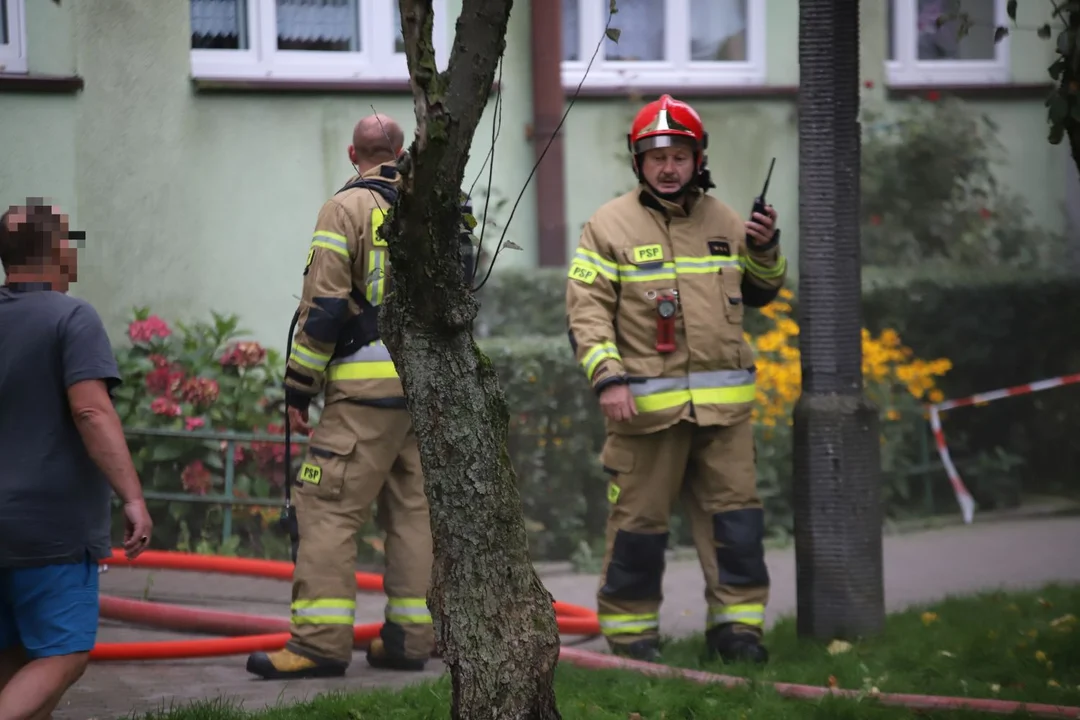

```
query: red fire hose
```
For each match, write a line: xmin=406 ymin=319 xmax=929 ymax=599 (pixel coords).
xmin=92 ymin=549 xmax=1080 ymax=718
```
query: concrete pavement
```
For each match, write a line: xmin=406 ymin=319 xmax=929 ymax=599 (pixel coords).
xmin=59 ymin=515 xmax=1080 ymax=719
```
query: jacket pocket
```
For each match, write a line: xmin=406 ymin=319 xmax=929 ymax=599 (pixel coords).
xmin=720 ymin=267 xmax=745 ymax=325
xmin=295 ymin=432 xmax=357 ymax=500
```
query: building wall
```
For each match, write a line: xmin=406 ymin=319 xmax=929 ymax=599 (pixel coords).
xmin=0 ymin=0 xmax=1068 ymax=349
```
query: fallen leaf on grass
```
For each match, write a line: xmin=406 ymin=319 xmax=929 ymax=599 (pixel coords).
xmin=628 ymin=714 xmax=643 ymax=720
xmin=1025 ymin=628 xmax=1039 ymax=639
xmin=1050 ymin=613 xmax=1076 ymax=628
xmin=1048 ymin=680 xmax=1061 ymax=688
xmin=827 ymin=639 xmax=853 ymax=655
xmin=939 ymin=650 xmax=955 ymax=658
xmin=1035 ymin=650 xmax=1048 ymax=663
xmin=827 ymin=675 xmax=839 ymax=688
xmin=921 ymin=611 xmax=938 ymax=626
xmin=989 ymin=684 xmax=1001 ymax=694
xmin=1038 ymin=597 xmax=1053 ymax=609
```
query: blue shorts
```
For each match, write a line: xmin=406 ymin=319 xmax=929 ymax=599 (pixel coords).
xmin=0 ymin=554 xmax=99 ymax=659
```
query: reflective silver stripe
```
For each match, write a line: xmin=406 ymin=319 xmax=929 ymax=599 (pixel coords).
xmin=627 ymin=369 xmax=756 ymax=397
xmin=708 ymin=610 xmax=765 ymax=626
xmin=328 ymin=340 xmax=391 ymax=367
xmin=689 ymin=369 xmax=756 ymax=389
xmin=292 ymin=606 xmax=355 ymax=618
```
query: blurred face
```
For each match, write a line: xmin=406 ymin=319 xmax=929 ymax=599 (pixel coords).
xmin=3 ymin=204 xmax=78 ymax=291
xmin=640 ymin=141 xmax=696 ymax=195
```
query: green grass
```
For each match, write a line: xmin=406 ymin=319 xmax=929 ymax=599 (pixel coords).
xmin=124 ymin=583 xmax=1080 ymax=720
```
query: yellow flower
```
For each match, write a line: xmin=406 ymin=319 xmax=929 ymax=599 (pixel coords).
xmin=921 ymin=611 xmax=938 ymax=626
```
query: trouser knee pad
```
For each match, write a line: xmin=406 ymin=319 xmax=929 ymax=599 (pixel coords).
xmin=600 ymin=530 xmax=668 ymax=601
xmin=713 ymin=508 xmax=769 ymax=587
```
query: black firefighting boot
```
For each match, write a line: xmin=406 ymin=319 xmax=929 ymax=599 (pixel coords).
xmin=246 ymin=646 xmax=348 ymax=680
xmin=705 ymin=623 xmax=769 ymax=665
xmin=609 ymin=637 xmax=661 ymax=663
xmin=365 ymin=623 xmax=428 ymax=671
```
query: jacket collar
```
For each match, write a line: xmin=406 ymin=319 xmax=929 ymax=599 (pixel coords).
xmin=2 ymin=281 xmax=54 ymax=293
xmin=637 ymin=184 xmax=704 ymax=219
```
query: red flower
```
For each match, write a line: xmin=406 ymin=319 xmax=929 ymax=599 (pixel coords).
xmin=869 ymin=214 xmax=883 ymax=226
xmin=149 ymin=354 xmax=170 ymax=368
xmin=863 ymin=79 xmax=874 ymax=89
xmin=181 ymin=460 xmax=212 ymax=496
xmin=979 ymin=207 xmax=993 ymax=219
xmin=128 ymin=316 xmax=171 ymax=344
xmin=220 ymin=341 xmax=268 ymax=369
xmin=146 ymin=367 xmax=185 ymax=397
xmin=926 ymin=90 xmax=941 ymax=102
xmin=184 ymin=416 xmax=206 ymax=431
xmin=150 ymin=397 xmax=183 ymax=417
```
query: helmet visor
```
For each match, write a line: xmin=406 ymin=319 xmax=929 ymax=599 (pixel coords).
xmin=634 ymin=133 xmax=697 ymax=155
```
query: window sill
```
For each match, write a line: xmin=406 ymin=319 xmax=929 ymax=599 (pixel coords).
xmin=0 ymin=73 xmax=84 ymax=94
xmin=885 ymin=82 xmax=1055 ymax=100
xmin=562 ymin=84 xmax=798 ymax=99
xmin=192 ymin=76 xmax=501 ymax=95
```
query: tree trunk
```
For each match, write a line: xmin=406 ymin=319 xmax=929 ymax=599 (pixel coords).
xmin=378 ymin=2 xmax=562 ymax=718
xmin=792 ymin=0 xmax=886 ymax=641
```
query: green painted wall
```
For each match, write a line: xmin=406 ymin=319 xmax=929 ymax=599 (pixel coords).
xmin=0 ymin=0 xmax=1067 ymax=349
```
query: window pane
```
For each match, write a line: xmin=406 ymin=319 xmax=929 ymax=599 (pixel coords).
xmin=605 ymin=0 xmax=664 ymax=61
xmin=277 ymin=0 xmax=360 ymax=52
xmin=562 ymin=0 xmax=579 ymax=61
xmin=393 ymin=3 xmax=404 ymax=54
xmin=689 ymin=0 xmax=746 ymax=61
xmin=191 ymin=0 xmax=249 ymax=50
xmin=916 ymin=0 xmax=996 ymax=60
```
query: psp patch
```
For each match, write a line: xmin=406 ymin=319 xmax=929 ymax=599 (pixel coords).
xmin=299 ymin=462 xmax=322 ymax=485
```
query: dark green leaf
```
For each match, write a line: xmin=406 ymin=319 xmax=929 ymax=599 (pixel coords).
xmin=1049 ymin=123 xmax=1065 ymax=144
xmin=151 ymin=443 xmax=185 ymax=462
xmin=1072 ymin=101 xmax=1080 ymax=122
xmin=1049 ymin=94 xmax=1069 ymax=123
xmin=1037 ymin=23 xmax=1052 ymax=39
xmin=1056 ymin=29 xmax=1071 ymax=55
xmin=608 ymin=0 xmax=618 ymax=13
xmin=254 ymin=477 xmax=272 ymax=498
xmin=605 ymin=27 xmax=621 ymax=43
xmin=1006 ymin=0 xmax=1016 ymax=20
xmin=994 ymin=26 xmax=1009 ymax=43
xmin=1049 ymin=57 xmax=1066 ymax=80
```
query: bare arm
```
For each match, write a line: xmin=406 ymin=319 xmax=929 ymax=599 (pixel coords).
xmin=67 ymin=379 xmax=144 ymax=504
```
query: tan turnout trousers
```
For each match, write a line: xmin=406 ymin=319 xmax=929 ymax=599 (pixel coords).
xmin=596 ymin=416 xmax=770 ymax=648
xmin=285 ymin=399 xmax=435 ymax=664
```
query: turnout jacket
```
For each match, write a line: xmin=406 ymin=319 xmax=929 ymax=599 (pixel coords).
xmin=565 ymin=184 xmax=787 ymax=436
xmin=284 ymin=162 xmax=403 ymax=413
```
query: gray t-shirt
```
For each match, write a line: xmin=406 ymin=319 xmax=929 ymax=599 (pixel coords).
xmin=0 ymin=283 xmax=122 ymax=568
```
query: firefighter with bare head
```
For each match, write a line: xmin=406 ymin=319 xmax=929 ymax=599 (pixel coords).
xmin=565 ymin=94 xmax=787 ymax=664
xmin=246 ymin=112 xmax=436 ymax=679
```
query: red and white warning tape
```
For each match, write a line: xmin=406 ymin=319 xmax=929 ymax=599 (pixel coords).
xmin=927 ymin=372 xmax=1080 ymax=524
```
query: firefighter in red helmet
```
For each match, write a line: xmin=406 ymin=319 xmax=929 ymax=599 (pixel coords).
xmin=565 ymin=94 xmax=787 ymax=664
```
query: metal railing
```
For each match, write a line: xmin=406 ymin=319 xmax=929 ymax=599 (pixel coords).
xmin=123 ymin=411 xmax=952 ymax=547
xmin=123 ymin=427 xmax=308 ymax=545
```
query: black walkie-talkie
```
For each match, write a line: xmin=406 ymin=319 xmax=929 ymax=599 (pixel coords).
xmin=747 ymin=157 xmax=776 ymax=246
xmin=751 ymin=158 xmax=775 ymax=221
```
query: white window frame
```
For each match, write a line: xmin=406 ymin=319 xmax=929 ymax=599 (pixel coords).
xmin=561 ymin=0 xmax=766 ymax=89
xmin=190 ymin=0 xmax=450 ymax=82
xmin=886 ymin=0 xmax=1011 ymax=87
xmin=0 ymin=0 xmax=28 ymax=75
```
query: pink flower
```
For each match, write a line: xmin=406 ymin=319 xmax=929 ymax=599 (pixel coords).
xmin=184 ymin=416 xmax=206 ymax=431
xmin=220 ymin=341 xmax=267 ymax=369
xmin=128 ymin=316 xmax=171 ymax=344
xmin=150 ymin=397 xmax=183 ymax=417
xmin=180 ymin=377 xmax=220 ymax=407
xmin=181 ymin=460 xmax=212 ymax=495
xmin=863 ymin=79 xmax=874 ymax=89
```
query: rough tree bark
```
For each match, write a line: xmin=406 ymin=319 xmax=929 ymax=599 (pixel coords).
xmin=377 ymin=1 xmax=562 ymax=719
xmin=791 ymin=0 xmax=886 ymax=641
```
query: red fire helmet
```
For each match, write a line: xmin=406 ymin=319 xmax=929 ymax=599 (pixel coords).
xmin=627 ymin=94 xmax=708 ymax=173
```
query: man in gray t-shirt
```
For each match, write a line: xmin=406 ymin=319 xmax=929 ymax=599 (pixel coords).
xmin=0 ymin=200 xmax=153 ymax=719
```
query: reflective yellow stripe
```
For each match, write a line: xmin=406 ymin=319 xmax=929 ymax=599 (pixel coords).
xmin=581 ymin=341 xmax=621 ymax=382
xmin=597 ymin=613 xmax=659 ymax=636
xmin=291 ymin=598 xmax=356 ymax=626
xmin=744 ymin=253 xmax=786 ymax=280
xmin=371 ymin=208 xmax=388 ymax=246
xmin=386 ymin=597 xmax=433 ymax=625
xmin=327 ymin=340 xmax=399 ymax=382
xmin=707 ymin=602 xmax=765 ymax=628
xmin=572 ymin=249 xmax=619 ymax=281
xmin=311 ymin=231 xmax=350 ymax=258
xmin=366 ymin=249 xmax=387 ymax=305
xmin=289 ymin=343 xmax=332 ymax=372
xmin=629 ymin=370 xmax=756 ymax=413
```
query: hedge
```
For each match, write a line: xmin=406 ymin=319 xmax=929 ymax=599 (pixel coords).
xmin=476 ymin=265 xmax=1080 ymax=512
